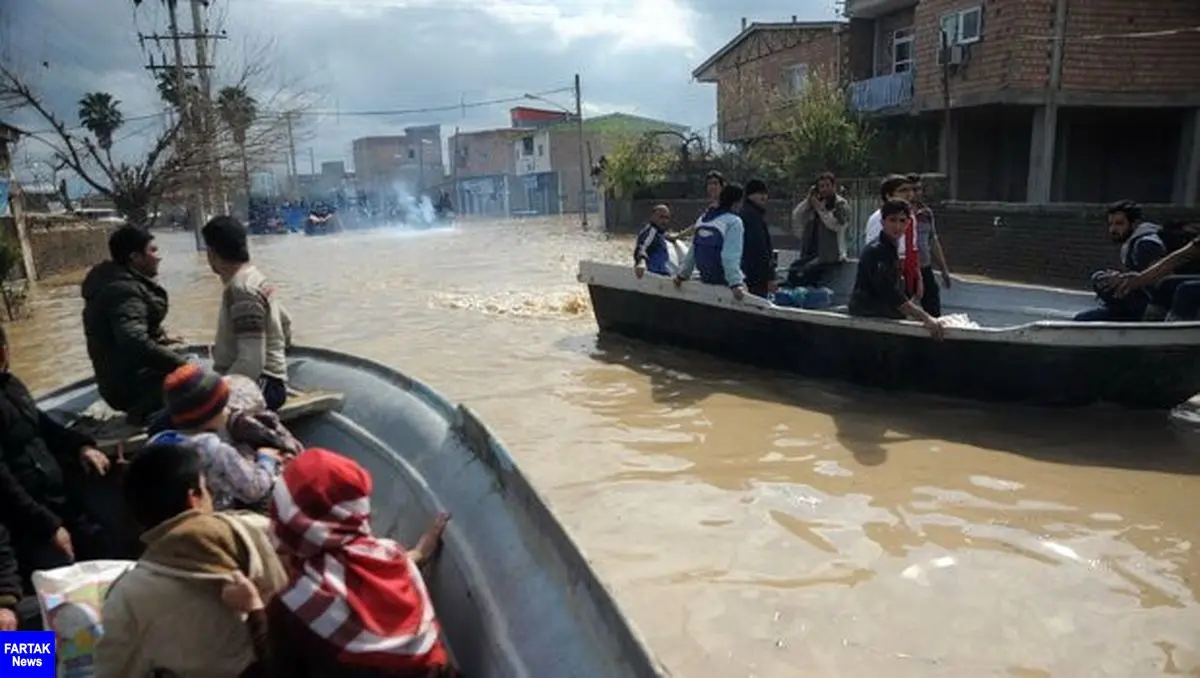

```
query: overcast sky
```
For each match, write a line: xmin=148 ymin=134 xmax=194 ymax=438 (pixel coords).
xmin=3 ymin=0 xmax=836 ymax=180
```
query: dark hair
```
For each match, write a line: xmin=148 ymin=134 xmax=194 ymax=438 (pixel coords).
xmin=880 ymin=198 xmax=912 ymax=221
xmin=718 ymin=183 xmax=745 ymax=210
xmin=905 ymin=173 xmax=922 ymax=185
xmin=880 ymin=174 xmax=911 ymax=202
xmin=1107 ymin=200 xmax=1143 ymax=223
xmin=817 ymin=171 xmax=836 ymax=185
xmin=704 ymin=170 xmax=726 ymax=186
xmin=122 ymin=442 xmax=205 ymax=529
xmin=744 ymin=178 xmax=768 ymax=196
xmin=108 ymin=226 xmax=155 ymax=265
xmin=200 ymin=216 xmax=250 ymax=263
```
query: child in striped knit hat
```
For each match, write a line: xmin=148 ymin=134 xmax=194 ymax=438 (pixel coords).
xmin=148 ymin=363 xmax=301 ymax=513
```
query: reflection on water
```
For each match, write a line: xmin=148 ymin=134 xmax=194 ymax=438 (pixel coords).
xmin=9 ymin=219 xmax=1200 ymax=677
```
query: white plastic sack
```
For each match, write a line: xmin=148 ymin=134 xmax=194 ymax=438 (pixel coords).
xmin=31 ymin=560 xmax=137 ymax=678
xmin=940 ymin=312 xmax=980 ymax=329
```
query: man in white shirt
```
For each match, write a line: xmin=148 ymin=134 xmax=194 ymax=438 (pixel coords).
xmin=200 ymin=216 xmax=293 ymax=411
xmin=864 ymin=174 xmax=915 ymax=246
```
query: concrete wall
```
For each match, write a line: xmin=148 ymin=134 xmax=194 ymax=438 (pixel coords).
xmin=606 ymin=197 xmax=1200 ymax=288
xmin=0 ymin=215 xmax=109 ymax=280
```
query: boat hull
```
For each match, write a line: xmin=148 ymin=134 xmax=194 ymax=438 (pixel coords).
xmin=37 ymin=346 xmax=665 ymax=678
xmin=580 ymin=261 xmax=1200 ymax=409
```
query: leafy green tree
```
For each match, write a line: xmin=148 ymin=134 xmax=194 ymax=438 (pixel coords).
xmin=217 ymin=85 xmax=258 ymax=204
xmin=77 ymin=92 xmax=125 ymax=160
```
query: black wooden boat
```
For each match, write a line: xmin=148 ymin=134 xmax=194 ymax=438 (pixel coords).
xmin=578 ymin=259 xmax=1200 ymax=409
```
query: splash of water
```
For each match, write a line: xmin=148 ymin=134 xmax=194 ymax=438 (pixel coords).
xmin=386 ymin=180 xmax=443 ymax=229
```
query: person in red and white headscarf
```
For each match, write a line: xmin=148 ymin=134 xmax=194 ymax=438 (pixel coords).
xmin=222 ymin=448 xmax=458 ymax=678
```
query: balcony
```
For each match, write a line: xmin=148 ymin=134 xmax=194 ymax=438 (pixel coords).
xmin=844 ymin=0 xmax=917 ymax=19
xmin=849 ymin=71 xmax=914 ymax=113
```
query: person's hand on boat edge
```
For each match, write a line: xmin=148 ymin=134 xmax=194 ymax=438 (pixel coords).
xmin=924 ymin=317 xmax=946 ymax=340
xmin=52 ymin=526 xmax=74 ymax=559
xmin=940 ymin=270 xmax=953 ymax=289
xmin=411 ymin=512 xmax=451 ymax=566
xmin=634 ymin=262 xmax=646 ymax=279
xmin=730 ymin=284 xmax=746 ymax=301
xmin=80 ymin=445 xmax=110 ymax=475
xmin=0 ymin=607 xmax=17 ymax=631
xmin=221 ymin=570 xmax=265 ymax=613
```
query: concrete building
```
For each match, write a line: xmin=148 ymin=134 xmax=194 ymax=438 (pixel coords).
xmin=351 ymin=125 xmax=445 ymax=202
xmin=692 ymin=19 xmax=850 ymax=145
xmin=448 ymin=127 xmax=523 ymax=217
xmin=844 ymin=0 xmax=1200 ymax=203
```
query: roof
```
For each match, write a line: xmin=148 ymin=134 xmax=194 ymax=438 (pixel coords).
xmin=548 ymin=112 xmax=689 ymax=136
xmin=691 ymin=21 xmax=846 ymax=82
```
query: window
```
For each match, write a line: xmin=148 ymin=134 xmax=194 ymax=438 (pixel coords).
xmin=892 ymin=28 xmax=914 ymax=73
xmin=940 ymin=6 xmax=982 ymax=48
xmin=407 ymin=149 xmax=415 ymax=159
xmin=521 ymin=137 xmax=534 ymax=155
xmin=537 ymin=144 xmax=544 ymax=157
xmin=781 ymin=63 xmax=808 ymax=95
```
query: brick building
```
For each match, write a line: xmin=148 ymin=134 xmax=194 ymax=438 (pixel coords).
xmin=692 ymin=19 xmax=850 ymax=144
xmin=845 ymin=0 xmax=1200 ymax=203
xmin=448 ymin=127 xmax=524 ymax=217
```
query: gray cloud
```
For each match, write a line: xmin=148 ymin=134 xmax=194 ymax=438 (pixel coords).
xmin=4 ymin=0 xmax=836 ymax=178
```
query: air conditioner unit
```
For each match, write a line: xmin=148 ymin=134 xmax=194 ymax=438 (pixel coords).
xmin=948 ymin=44 xmax=968 ymax=65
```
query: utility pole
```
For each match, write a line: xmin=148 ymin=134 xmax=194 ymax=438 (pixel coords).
xmin=574 ymin=73 xmax=588 ymax=230
xmin=285 ymin=113 xmax=298 ymax=198
xmin=139 ymin=0 xmax=222 ymax=249
xmin=189 ymin=0 xmax=218 ymax=224
xmin=308 ymin=147 xmax=316 ymax=175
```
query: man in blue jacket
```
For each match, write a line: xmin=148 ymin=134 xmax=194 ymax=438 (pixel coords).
xmin=673 ymin=183 xmax=748 ymax=300
xmin=633 ymin=204 xmax=672 ymax=278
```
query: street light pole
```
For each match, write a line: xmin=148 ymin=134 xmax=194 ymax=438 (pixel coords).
xmin=573 ymin=73 xmax=588 ymax=230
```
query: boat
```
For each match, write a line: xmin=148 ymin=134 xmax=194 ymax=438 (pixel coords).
xmin=578 ymin=256 xmax=1200 ymax=409
xmin=36 ymin=346 xmax=666 ymax=677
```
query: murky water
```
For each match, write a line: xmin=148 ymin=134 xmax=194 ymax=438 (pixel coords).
xmin=9 ymin=219 xmax=1200 ymax=677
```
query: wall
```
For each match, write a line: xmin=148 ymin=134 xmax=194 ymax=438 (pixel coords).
xmin=710 ymin=26 xmax=846 ymax=142
xmin=0 ymin=215 xmax=110 ymax=280
xmin=451 ymin=129 xmax=518 ymax=177
xmin=934 ymin=202 xmax=1200 ymax=287
xmin=513 ymin=130 xmax=552 ymax=176
xmin=872 ymin=6 xmax=916 ymax=77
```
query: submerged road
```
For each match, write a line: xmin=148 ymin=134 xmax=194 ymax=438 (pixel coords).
xmin=10 ymin=218 xmax=1199 ymax=677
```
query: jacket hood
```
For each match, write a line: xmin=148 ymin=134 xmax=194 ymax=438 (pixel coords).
xmin=81 ymin=260 xmax=146 ymax=302
xmin=140 ymin=509 xmax=244 ymax=578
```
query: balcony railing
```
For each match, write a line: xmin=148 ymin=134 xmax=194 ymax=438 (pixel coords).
xmin=848 ymin=71 xmax=914 ymax=113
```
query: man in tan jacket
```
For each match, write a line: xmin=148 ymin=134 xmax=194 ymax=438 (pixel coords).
xmin=95 ymin=441 xmax=287 ymax=678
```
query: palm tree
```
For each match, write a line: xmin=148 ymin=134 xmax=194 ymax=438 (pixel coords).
xmin=217 ymin=85 xmax=258 ymax=207
xmin=156 ymin=68 xmax=195 ymax=113
xmin=77 ymin=92 xmax=125 ymax=161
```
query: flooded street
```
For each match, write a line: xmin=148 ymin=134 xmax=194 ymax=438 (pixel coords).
xmin=10 ymin=220 xmax=1200 ymax=677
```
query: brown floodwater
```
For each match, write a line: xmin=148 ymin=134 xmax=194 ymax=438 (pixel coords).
xmin=8 ymin=219 xmax=1200 ymax=677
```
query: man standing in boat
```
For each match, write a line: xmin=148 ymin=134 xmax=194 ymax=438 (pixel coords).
xmin=673 ymin=183 xmax=749 ymax=300
xmin=849 ymin=199 xmax=946 ymax=339
xmin=907 ymin=173 xmax=953 ymax=317
xmin=667 ymin=169 xmax=726 ymax=243
xmin=739 ymin=179 xmax=776 ymax=298
xmin=864 ymin=175 xmax=922 ymax=301
xmin=788 ymin=171 xmax=850 ymax=288
xmin=201 ymin=216 xmax=293 ymax=411
xmin=81 ymin=226 xmax=188 ymax=425
xmin=1075 ymin=200 xmax=1168 ymax=322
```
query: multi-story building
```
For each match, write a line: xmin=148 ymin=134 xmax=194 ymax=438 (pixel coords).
xmin=692 ymin=19 xmax=850 ymax=145
xmin=351 ymin=125 xmax=445 ymax=202
xmin=845 ymin=0 xmax=1199 ymax=202
xmin=448 ymin=127 xmax=524 ymax=217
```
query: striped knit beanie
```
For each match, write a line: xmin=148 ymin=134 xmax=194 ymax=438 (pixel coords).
xmin=163 ymin=363 xmax=230 ymax=429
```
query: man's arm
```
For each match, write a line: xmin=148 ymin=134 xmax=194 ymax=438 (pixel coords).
xmin=108 ymin=289 xmax=188 ymax=374
xmin=633 ymin=227 xmax=653 ymax=265
xmin=816 ymin=197 xmax=850 ymax=234
xmin=1118 ymin=238 xmax=1200 ymax=295
xmin=0 ymin=523 xmax=20 ymax=617
xmin=0 ymin=443 xmax=63 ymax=543
xmin=38 ymin=409 xmax=96 ymax=465
xmin=674 ymin=244 xmax=696 ymax=282
xmin=226 ymin=288 xmax=269 ymax=379
xmin=721 ymin=218 xmax=746 ymax=288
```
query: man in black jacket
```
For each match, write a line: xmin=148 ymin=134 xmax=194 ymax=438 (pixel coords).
xmin=739 ymin=179 xmax=775 ymax=298
xmin=0 ymin=523 xmax=19 ymax=631
xmin=0 ymin=324 xmax=112 ymax=584
xmin=81 ymin=226 xmax=187 ymax=424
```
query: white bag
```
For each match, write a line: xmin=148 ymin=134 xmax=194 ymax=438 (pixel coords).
xmin=31 ymin=560 xmax=137 ymax=678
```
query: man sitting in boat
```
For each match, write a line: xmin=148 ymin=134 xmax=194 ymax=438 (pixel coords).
xmin=667 ymin=169 xmax=725 ymax=243
xmin=1074 ymin=200 xmax=1168 ymax=322
xmin=863 ymin=174 xmax=922 ymax=300
xmin=81 ymin=225 xmax=188 ymax=426
xmin=0 ymin=324 xmax=116 ymax=587
xmin=219 ymin=448 xmax=459 ymax=677
xmin=95 ymin=441 xmax=288 ymax=678
xmin=673 ymin=183 xmax=749 ymax=301
xmin=633 ymin=204 xmax=672 ymax=278
xmin=849 ymin=199 xmax=947 ymax=339
xmin=740 ymin=179 xmax=776 ymax=298
xmin=788 ymin=171 xmax=850 ymax=288
xmin=149 ymin=364 xmax=290 ymax=513
xmin=202 ymin=216 xmax=293 ymax=411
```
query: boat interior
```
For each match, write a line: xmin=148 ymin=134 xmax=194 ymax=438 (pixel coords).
xmin=34 ymin=347 xmax=663 ymax=678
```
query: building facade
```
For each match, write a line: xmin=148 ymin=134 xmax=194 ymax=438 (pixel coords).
xmin=351 ymin=125 xmax=445 ymax=203
xmin=846 ymin=0 xmax=1200 ymax=202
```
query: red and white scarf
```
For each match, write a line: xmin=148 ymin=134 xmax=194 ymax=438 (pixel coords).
xmin=269 ymin=448 xmax=448 ymax=670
